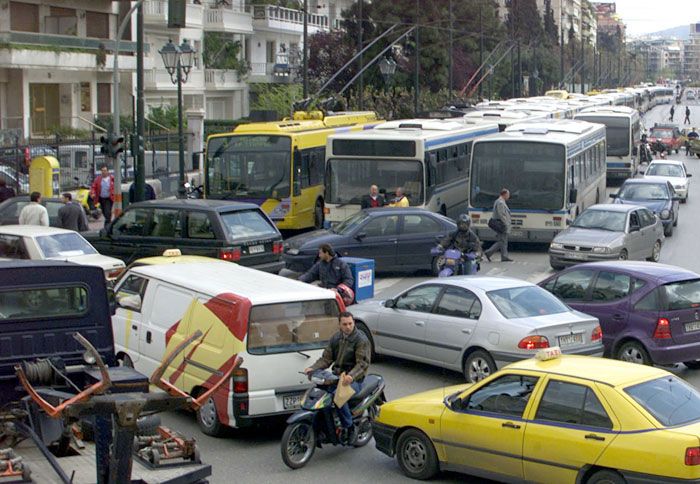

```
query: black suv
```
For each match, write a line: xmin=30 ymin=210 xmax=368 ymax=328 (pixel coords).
xmin=84 ymin=199 xmax=285 ymax=272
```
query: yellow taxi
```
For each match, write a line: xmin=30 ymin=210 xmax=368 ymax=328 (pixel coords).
xmin=373 ymin=347 xmax=700 ymax=483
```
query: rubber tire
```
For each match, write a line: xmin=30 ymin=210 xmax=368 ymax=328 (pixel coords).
xmin=439 ymin=205 xmax=447 ymax=217
xmin=431 ymin=256 xmax=442 ymax=277
xmin=136 ymin=415 xmax=161 ymax=436
xmin=314 ymin=200 xmax=324 ymax=230
xmin=197 ymin=395 xmax=226 ymax=437
xmin=681 ymin=196 xmax=687 ymax=204
xmin=647 ymin=240 xmax=661 ymax=262
xmin=353 ymin=416 xmax=374 ymax=448
xmin=550 ymin=260 xmax=565 ymax=271
xmin=684 ymin=361 xmax=700 ymax=370
xmin=281 ymin=422 xmax=316 ymax=470
xmin=618 ymin=249 xmax=628 ymax=261
xmin=615 ymin=340 xmax=652 ymax=365
xmin=586 ymin=469 xmax=626 ymax=484
xmin=356 ymin=322 xmax=377 ymax=361
xmin=395 ymin=429 xmax=439 ymax=480
xmin=674 ymin=215 xmax=678 ymax=227
xmin=463 ymin=350 xmax=497 ymax=383
xmin=664 ymin=223 xmax=673 ymax=237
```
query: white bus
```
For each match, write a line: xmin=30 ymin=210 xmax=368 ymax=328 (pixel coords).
xmin=462 ymin=110 xmax=548 ymax=131
xmin=574 ymin=106 xmax=641 ymax=180
xmin=468 ymin=120 xmax=607 ymax=242
xmin=324 ymin=119 xmax=499 ymax=223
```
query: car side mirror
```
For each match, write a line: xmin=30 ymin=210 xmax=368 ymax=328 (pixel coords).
xmin=107 ymin=288 xmax=117 ymax=316
xmin=687 ymin=173 xmax=693 ymax=177
xmin=355 ymin=232 xmax=367 ymax=241
xmin=609 ymin=193 xmax=617 ymax=199
xmin=117 ymin=294 xmax=142 ymax=311
xmin=384 ymin=298 xmax=396 ymax=308
xmin=632 ymin=146 xmax=638 ymax=156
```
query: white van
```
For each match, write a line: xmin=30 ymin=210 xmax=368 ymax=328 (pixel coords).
xmin=111 ymin=260 xmax=343 ymax=436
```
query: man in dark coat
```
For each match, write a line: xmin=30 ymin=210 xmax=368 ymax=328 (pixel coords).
xmin=58 ymin=193 xmax=88 ymax=232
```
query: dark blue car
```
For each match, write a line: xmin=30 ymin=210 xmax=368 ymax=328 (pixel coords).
xmin=283 ymin=208 xmax=456 ymax=274
xmin=610 ymin=178 xmax=680 ymax=236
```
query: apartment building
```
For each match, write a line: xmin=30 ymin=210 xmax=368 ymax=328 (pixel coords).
xmin=496 ymin=0 xmax=596 ymax=45
xmin=685 ymin=23 xmax=700 ymax=81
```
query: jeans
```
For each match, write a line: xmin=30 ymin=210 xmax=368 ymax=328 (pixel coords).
xmin=332 ymin=381 xmax=362 ymax=428
xmin=485 ymin=232 xmax=509 ymax=259
xmin=99 ymin=197 xmax=113 ymax=227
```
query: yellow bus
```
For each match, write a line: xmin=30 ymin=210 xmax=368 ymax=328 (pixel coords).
xmin=204 ymin=111 xmax=381 ymax=230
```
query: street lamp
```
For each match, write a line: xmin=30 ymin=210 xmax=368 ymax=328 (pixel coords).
xmin=378 ymin=56 xmax=397 ymax=86
xmin=159 ymin=39 xmax=195 ymax=198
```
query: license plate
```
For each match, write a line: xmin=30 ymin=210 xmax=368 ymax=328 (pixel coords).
xmin=248 ymin=245 xmax=265 ymax=254
xmin=558 ymin=333 xmax=583 ymax=346
xmin=283 ymin=394 xmax=303 ymax=410
xmin=685 ymin=321 xmax=700 ymax=333
xmin=510 ymin=230 xmax=524 ymax=238
xmin=569 ymin=252 xmax=587 ymax=260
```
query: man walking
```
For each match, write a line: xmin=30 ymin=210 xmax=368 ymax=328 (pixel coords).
xmin=58 ymin=193 xmax=88 ymax=232
xmin=685 ymin=106 xmax=691 ymax=125
xmin=91 ymin=165 xmax=114 ymax=227
xmin=19 ymin=192 xmax=49 ymax=227
xmin=484 ymin=188 xmax=513 ymax=262
xmin=669 ymin=106 xmax=675 ymax=122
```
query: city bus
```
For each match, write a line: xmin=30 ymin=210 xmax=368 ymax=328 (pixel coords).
xmin=574 ymin=106 xmax=641 ymax=180
xmin=468 ymin=119 xmax=607 ymax=242
xmin=204 ymin=111 xmax=380 ymax=230
xmin=324 ymin=119 xmax=499 ymax=223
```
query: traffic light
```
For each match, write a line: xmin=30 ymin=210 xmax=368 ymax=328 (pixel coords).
xmin=100 ymin=135 xmax=110 ymax=155
xmin=99 ymin=134 xmax=125 ymax=158
xmin=112 ymin=135 xmax=125 ymax=157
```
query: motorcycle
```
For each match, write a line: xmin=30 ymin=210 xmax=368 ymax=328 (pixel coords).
xmin=638 ymin=141 xmax=653 ymax=164
xmin=184 ymin=182 xmax=203 ymax=199
xmin=431 ymin=245 xmax=481 ymax=277
xmin=280 ymin=370 xmax=386 ymax=469
xmin=74 ymin=176 xmax=101 ymax=221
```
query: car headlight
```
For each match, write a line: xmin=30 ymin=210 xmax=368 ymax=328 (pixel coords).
xmin=550 ymin=242 xmax=563 ymax=250
xmin=674 ymin=184 xmax=684 ymax=190
xmin=660 ymin=209 xmax=671 ymax=220
xmin=592 ymin=247 xmax=609 ymax=254
xmin=286 ymin=248 xmax=299 ymax=255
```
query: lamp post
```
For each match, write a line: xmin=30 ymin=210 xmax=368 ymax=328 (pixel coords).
xmin=159 ymin=39 xmax=195 ymax=199
xmin=378 ymin=56 xmax=397 ymax=87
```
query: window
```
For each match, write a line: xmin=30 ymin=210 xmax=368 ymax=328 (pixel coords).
xmin=116 ymin=275 xmax=149 ymax=312
xmin=395 ymin=285 xmax=442 ymax=313
xmin=0 ymin=286 xmax=87 ymax=320
xmin=663 ymin=279 xmax=700 ymax=310
xmin=361 ymin=215 xmax=399 ymax=237
xmin=86 ymin=11 xmax=109 ymax=38
xmin=639 ymin=209 xmax=655 ymax=227
xmin=113 ymin=208 xmax=150 ymax=237
xmin=632 ymin=278 xmax=646 ymax=293
xmin=266 ymin=41 xmax=276 ymax=63
xmin=148 ymin=209 xmax=181 ymax=238
xmin=547 ymin=270 xmax=593 ymax=301
xmin=488 ymin=286 xmax=569 ymax=319
xmin=535 ymin=380 xmax=612 ymax=429
xmin=220 ymin=210 xmax=278 ymax=240
xmin=0 ymin=234 xmax=29 ymax=259
xmin=625 ymin=376 xmax=700 ymax=426
xmin=629 ymin=211 xmax=640 ymax=229
xmin=464 ymin=374 xmax=539 ymax=417
xmin=591 ymin=271 xmax=632 ymax=302
xmin=187 ymin=212 xmax=215 ymax=239
xmin=435 ymin=287 xmax=481 ymax=319
xmin=10 ymin=2 xmax=39 ymax=32
xmin=402 ymin=215 xmax=442 ymax=235
xmin=36 ymin=233 xmax=97 ymax=258
xmin=300 ymin=147 xmax=324 ymax=188
xmin=634 ymin=287 xmax=660 ymax=311
xmin=46 ymin=7 xmax=77 ymax=36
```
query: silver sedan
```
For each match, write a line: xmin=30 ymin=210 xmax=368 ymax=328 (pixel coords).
xmin=351 ymin=276 xmax=603 ymax=383
xmin=549 ymin=203 xmax=664 ymax=270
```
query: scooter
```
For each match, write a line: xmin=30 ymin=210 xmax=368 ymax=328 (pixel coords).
xmin=280 ymin=370 xmax=386 ymax=470
xmin=638 ymin=141 xmax=653 ymax=164
xmin=74 ymin=177 xmax=101 ymax=221
xmin=431 ymin=245 xmax=480 ymax=277
xmin=184 ymin=182 xmax=203 ymax=199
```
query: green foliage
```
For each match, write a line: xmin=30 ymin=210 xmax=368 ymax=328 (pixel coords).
xmin=250 ymin=84 xmax=303 ymax=119
xmin=47 ymin=125 xmax=91 ymax=139
xmin=203 ymin=32 xmax=249 ymax=77
xmin=204 ymin=119 xmax=249 ymax=138
xmin=93 ymin=115 xmax=134 ymax=134
xmin=147 ymin=105 xmax=183 ymax=130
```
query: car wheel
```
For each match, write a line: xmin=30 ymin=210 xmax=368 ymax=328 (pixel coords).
xmin=550 ymin=259 xmax=565 ymax=271
xmin=681 ymin=196 xmax=687 ymax=204
xmin=586 ymin=469 xmax=626 ymax=484
xmin=615 ymin=341 xmax=652 ymax=365
xmin=314 ymin=200 xmax=324 ymax=230
xmin=617 ymin=249 xmax=628 ymax=261
xmin=396 ymin=429 xmax=439 ymax=480
xmin=356 ymin=322 xmax=377 ymax=361
xmin=463 ymin=350 xmax=497 ymax=383
xmin=197 ymin=395 xmax=226 ymax=437
xmin=685 ymin=361 xmax=700 ymax=370
xmin=664 ymin=223 xmax=673 ymax=237
xmin=673 ymin=215 xmax=678 ymax=227
xmin=431 ymin=256 xmax=443 ymax=277
xmin=647 ymin=240 xmax=661 ymax=262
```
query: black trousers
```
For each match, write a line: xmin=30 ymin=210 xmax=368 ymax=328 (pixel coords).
xmin=99 ymin=197 xmax=113 ymax=226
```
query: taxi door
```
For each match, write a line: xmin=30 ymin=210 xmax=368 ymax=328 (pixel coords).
xmin=522 ymin=378 xmax=619 ymax=483
xmin=439 ymin=373 xmax=541 ymax=481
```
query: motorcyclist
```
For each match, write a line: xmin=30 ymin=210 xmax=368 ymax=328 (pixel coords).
xmin=304 ymin=311 xmax=370 ymax=445
xmin=299 ymin=243 xmax=355 ymax=304
xmin=438 ymin=214 xmax=482 ymax=274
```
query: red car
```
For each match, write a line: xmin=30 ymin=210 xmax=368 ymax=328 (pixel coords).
xmin=648 ymin=123 xmax=683 ymax=153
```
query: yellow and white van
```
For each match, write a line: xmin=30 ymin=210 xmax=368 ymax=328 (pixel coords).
xmin=111 ymin=260 xmax=343 ymax=436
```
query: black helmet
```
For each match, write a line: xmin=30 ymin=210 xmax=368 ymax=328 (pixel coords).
xmin=457 ymin=213 xmax=471 ymax=231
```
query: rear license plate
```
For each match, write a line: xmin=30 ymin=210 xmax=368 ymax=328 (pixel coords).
xmin=685 ymin=321 xmax=700 ymax=333
xmin=283 ymin=394 xmax=303 ymax=410
xmin=558 ymin=333 xmax=583 ymax=346
xmin=510 ymin=230 xmax=524 ymax=238
xmin=248 ymin=245 xmax=265 ymax=254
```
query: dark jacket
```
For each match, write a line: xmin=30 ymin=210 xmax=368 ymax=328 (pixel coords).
xmin=360 ymin=194 xmax=385 ymax=209
xmin=128 ymin=182 xmax=156 ymax=203
xmin=309 ymin=328 xmax=370 ymax=381
xmin=440 ymin=228 xmax=482 ymax=253
xmin=58 ymin=201 xmax=88 ymax=232
xmin=299 ymin=256 xmax=354 ymax=289
xmin=0 ymin=186 xmax=15 ymax=203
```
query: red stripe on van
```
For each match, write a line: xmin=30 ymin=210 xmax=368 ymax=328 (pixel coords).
xmin=206 ymin=293 xmax=252 ymax=342
xmin=165 ymin=321 xmax=181 ymax=346
xmin=167 ymin=326 xmax=213 ymax=384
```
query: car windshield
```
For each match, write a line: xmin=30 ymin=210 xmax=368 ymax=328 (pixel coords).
xmin=36 ymin=233 xmax=98 ymax=258
xmin=625 ymin=376 xmax=700 ymax=426
xmin=651 ymin=129 xmax=673 ymax=138
xmin=220 ymin=210 xmax=278 ymax=240
xmin=571 ymin=209 xmax=626 ymax=232
xmin=332 ymin=210 xmax=370 ymax=235
xmin=206 ymin=135 xmax=292 ymax=199
xmin=663 ymin=279 xmax=700 ymax=310
xmin=646 ymin=164 xmax=685 ymax=178
xmin=618 ymin=183 xmax=669 ymax=200
xmin=487 ymin=286 xmax=569 ymax=319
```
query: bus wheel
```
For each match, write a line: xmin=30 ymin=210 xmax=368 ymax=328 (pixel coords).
xmin=314 ymin=200 xmax=324 ymax=230
xmin=439 ymin=205 xmax=447 ymax=216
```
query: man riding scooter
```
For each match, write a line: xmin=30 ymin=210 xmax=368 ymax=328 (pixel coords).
xmin=435 ymin=213 xmax=483 ymax=275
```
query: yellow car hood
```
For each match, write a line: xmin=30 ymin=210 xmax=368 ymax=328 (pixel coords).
xmin=387 ymin=384 xmax=472 ymax=406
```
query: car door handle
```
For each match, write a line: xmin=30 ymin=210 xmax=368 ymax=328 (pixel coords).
xmin=146 ymin=331 xmax=152 ymax=344
xmin=414 ymin=321 xmax=425 ymax=327
xmin=585 ymin=433 xmax=605 ymax=441
xmin=502 ymin=422 xmax=521 ymax=430
xmin=462 ymin=328 xmax=472 ymax=334
xmin=612 ymin=314 xmax=625 ymax=321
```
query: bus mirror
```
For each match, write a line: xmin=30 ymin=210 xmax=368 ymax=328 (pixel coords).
xmin=632 ymin=146 xmax=638 ymax=156
xmin=569 ymin=189 xmax=578 ymax=204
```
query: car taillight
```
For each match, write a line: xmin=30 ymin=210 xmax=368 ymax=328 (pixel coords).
xmin=591 ymin=325 xmax=602 ymax=342
xmin=518 ymin=335 xmax=550 ymax=350
xmin=219 ymin=247 xmax=241 ymax=262
xmin=106 ymin=268 xmax=124 ymax=280
xmin=23 ymin=147 xmax=30 ymax=162
xmin=273 ymin=241 xmax=283 ymax=254
xmin=686 ymin=447 xmax=700 ymax=465
xmin=233 ymin=367 xmax=248 ymax=393
xmin=653 ymin=318 xmax=672 ymax=339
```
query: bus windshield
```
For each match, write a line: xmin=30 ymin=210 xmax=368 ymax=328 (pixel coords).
xmin=206 ymin=135 xmax=291 ymax=199
xmin=576 ymin=116 xmax=630 ymax=156
xmin=326 ymin=158 xmax=424 ymax=206
xmin=470 ymin=142 xmax=565 ymax=211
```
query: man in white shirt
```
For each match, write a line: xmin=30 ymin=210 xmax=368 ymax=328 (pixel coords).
xmin=19 ymin=192 xmax=49 ymax=227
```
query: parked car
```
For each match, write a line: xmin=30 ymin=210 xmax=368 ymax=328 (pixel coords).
xmin=643 ymin=159 xmax=692 ymax=202
xmin=0 ymin=225 xmax=125 ymax=281
xmin=0 ymin=164 xmax=29 ymax=193
xmin=283 ymin=208 xmax=456 ymax=274
xmin=83 ymin=199 xmax=285 ymax=272
xmin=0 ymin=145 xmax=56 ymax=167
xmin=610 ymin=178 xmax=680 ymax=236
xmin=0 ymin=195 xmax=64 ymax=227
xmin=540 ymin=261 xmax=700 ymax=367
xmin=350 ymin=276 xmax=603 ymax=383
xmin=687 ymin=90 xmax=696 ymax=100
xmin=548 ymin=204 xmax=664 ymax=270
xmin=374 ymin=351 xmax=700 ymax=483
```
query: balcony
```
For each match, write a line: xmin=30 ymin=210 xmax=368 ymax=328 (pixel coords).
xmin=143 ymin=0 xmax=203 ymax=29
xmin=144 ymin=68 xmax=205 ymax=91
xmin=248 ymin=62 xmax=296 ymax=83
xmin=204 ymin=69 xmax=246 ymax=90
xmin=252 ymin=5 xmax=329 ymax=35
xmin=204 ymin=5 xmax=253 ymax=34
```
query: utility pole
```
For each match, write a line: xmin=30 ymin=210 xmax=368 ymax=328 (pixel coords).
xmin=414 ymin=0 xmax=420 ymax=116
xmin=448 ymin=0 xmax=453 ymax=95
xmin=559 ymin=16 xmax=564 ymax=86
xmin=517 ymin=42 xmax=522 ymax=97
xmin=303 ymin=0 xmax=308 ymax=98
xmin=510 ymin=0 xmax=515 ymax=98
xmin=134 ymin=3 xmax=145 ymax=203
xmin=479 ymin=1 xmax=484 ymax=99
xmin=581 ymin=35 xmax=585 ymax=93
xmin=358 ymin=0 xmax=363 ymax=109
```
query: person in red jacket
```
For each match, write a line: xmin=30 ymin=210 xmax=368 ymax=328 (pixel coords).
xmin=91 ymin=165 xmax=114 ymax=227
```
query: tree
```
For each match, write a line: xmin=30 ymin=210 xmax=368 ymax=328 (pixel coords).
xmin=543 ymin=0 xmax=559 ymax=46
xmin=306 ymin=30 xmax=358 ymax=101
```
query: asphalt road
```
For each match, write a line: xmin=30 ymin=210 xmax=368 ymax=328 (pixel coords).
xmin=159 ymin=101 xmax=700 ymax=484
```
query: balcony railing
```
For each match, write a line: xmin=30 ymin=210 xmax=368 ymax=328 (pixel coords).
xmin=0 ymin=31 xmax=141 ymax=53
xmin=204 ymin=69 xmax=245 ymax=88
xmin=143 ymin=0 xmax=203 ymax=28
xmin=204 ymin=5 xmax=253 ymax=33
xmin=249 ymin=62 xmax=296 ymax=83
xmin=252 ymin=5 xmax=329 ymax=30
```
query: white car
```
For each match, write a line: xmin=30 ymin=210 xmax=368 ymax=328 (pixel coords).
xmin=643 ymin=159 xmax=692 ymax=202
xmin=0 ymin=225 xmax=125 ymax=281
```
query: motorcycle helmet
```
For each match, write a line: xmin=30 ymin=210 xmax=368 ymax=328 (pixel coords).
xmin=336 ymin=283 xmax=355 ymax=306
xmin=457 ymin=213 xmax=471 ymax=232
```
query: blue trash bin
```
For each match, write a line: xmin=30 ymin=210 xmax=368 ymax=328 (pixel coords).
xmin=340 ymin=257 xmax=375 ymax=302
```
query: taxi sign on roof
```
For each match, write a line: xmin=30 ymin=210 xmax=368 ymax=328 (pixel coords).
xmin=162 ymin=249 xmax=182 ymax=257
xmin=535 ymin=346 xmax=562 ymax=361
